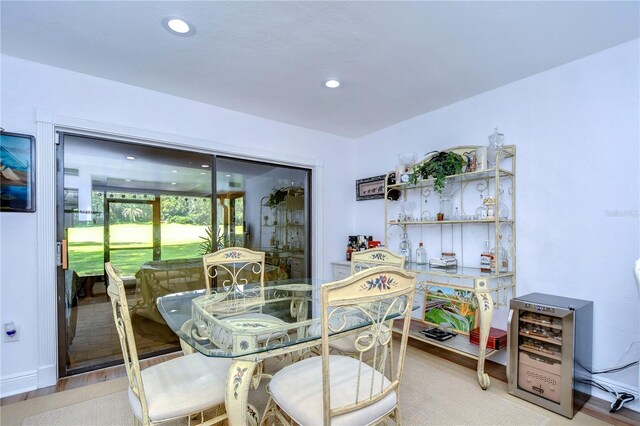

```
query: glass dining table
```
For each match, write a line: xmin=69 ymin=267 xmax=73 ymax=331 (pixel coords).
xmin=157 ymin=278 xmax=396 ymax=426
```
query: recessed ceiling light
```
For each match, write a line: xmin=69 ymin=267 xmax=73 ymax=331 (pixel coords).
xmin=201 ymin=164 xmax=210 ymax=168
xmin=163 ymin=17 xmax=195 ymax=36
xmin=323 ymin=79 xmax=340 ymax=89
xmin=171 ymin=182 xmax=177 ymax=185
xmin=125 ymin=179 xmax=131 ymax=182
xmin=200 ymin=172 xmax=206 ymax=175
xmin=225 ymin=174 xmax=232 ymax=177
xmin=126 ymin=156 xmax=136 ymax=160
xmin=172 ymin=170 xmax=178 ymax=173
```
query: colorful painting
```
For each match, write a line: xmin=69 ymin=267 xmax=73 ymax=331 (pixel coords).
xmin=423 ymin=285 xmax=476 ymax=334
xmin=0 ymin=132 xmax=35 ymax=212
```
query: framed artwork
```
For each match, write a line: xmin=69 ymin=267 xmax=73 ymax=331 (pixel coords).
xmin=1 ymin=131 xmax=36 ymax=212
xmin=356 ymin=175 xmax=385 ymax=201
xmin=423 ymin=284 xmax=476 ymax=334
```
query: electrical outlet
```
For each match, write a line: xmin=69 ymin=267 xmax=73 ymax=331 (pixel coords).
xmin=3 ymin=323 xmax=20 ymax=343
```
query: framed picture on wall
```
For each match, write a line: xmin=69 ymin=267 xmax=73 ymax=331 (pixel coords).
xmin=356 ymin=175 xmax=385 ymax=201
xmin=1 ymin=131 xmax=36 ymax=212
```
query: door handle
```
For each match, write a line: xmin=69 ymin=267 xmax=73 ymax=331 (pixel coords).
xmin=506 ymin=308 xmax=514 ymax=384
xmin=61 ymin=239 xmax=68 ymax=270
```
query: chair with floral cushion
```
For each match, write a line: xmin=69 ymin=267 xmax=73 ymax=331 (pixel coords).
xmin=262 ymin=266 xmax=417 ymax=426
xmin=105 ymin=262 xmax=230 ymax=426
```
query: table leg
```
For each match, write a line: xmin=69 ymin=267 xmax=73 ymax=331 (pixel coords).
xmin=226 ymin=360 xmax=259 ymax=426
xmin=474 ymin=278 xmax=494 ymax=390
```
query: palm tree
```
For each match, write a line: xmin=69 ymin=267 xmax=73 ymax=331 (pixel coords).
xmin=122 ymin=205 xmax=144 ymax=223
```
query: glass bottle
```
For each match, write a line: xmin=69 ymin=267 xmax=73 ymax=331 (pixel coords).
xmin=487 ymin=127 xmax=505 ymax=168
xmin=490 ymin=236 xmax=509 ymax=272
xmin=480 ymin=240 xmax=491 ymax=272
xmin=346 ymin=243 xmax=353 ymax=261
xmin=399 ymin=233 xmax=412 ymax=263
xmin=416 ymin=242 xmax=427 ymax=265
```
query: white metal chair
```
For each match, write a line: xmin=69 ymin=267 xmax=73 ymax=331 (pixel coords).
xmin=328 ymin=248 xmax=406 ymax=354
xmin=201 ymin=248 xmax=287 ymax=350
xmin=262 ymin=266 xmax=417 ymax=426
xmin=105 ymin=262 xmax=230 ymax=426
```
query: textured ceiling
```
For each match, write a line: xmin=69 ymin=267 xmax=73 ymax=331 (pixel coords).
xmin=2 ymin=1 xmax=638 ymax=138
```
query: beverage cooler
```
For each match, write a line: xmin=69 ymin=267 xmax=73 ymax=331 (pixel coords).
xmin=508 ymin=293 xmax=593 ymax=418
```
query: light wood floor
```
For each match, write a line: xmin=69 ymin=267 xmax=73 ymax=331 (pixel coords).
xmin=2 ymin=340 xmax=639 ymax=426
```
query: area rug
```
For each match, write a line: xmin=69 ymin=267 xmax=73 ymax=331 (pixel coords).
xmin=3 ymin=346 xmax=606 ymax=425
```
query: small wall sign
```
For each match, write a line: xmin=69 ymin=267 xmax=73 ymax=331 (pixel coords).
xmin=356 ymin=175 xmax=385 ymax=201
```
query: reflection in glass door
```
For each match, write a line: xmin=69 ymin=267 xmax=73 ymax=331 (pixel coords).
xmin=57 ymin=134 xmax=213 ymax=376
xmin=215 ymin=157 xmax=310 ymax=281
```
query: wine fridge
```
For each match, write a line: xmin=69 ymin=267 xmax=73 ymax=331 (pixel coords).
xmin=508 ymin=293 xmax=593 ymax=418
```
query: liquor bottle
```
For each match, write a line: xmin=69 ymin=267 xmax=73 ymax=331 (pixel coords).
xmin=416 ymin=242 xmax=427 ymax=265
xmin=480 ymin=240 xmax=491 ymax=272
xmin=399 ymin=233 xmax=412 ymax=263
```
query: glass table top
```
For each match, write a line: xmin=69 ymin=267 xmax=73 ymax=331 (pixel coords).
xmin=157 ymin=278 xmax=417 ymax=358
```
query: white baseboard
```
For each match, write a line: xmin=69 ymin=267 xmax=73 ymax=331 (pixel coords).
xmin=0 ymin=370 xmax=38 ymax=398
xmin=38 ymin=364 xmax=57 ymax=388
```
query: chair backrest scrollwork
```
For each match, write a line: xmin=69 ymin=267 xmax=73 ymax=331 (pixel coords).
xmin=202 ymin=248 xmax=266 ymax=315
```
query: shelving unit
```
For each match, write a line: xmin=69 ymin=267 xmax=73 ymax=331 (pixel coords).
xmin=385 ymin=145 xmax=516 ymax=389
xmin=260 ymin=186 xmax=306 ymax=279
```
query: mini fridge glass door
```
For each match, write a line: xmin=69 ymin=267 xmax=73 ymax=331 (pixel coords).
xmin=508 ymin=300 xmax=575 ymax=418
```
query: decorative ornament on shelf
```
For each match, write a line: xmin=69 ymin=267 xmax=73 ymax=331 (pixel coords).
xmin=397 ymin=152 xmax=418 ymax=184
xmin=483 ymin=196 xmax=496 ymax=219
xmin=487 ymin=127 xmax=505 ymax=167
xmin=409 ymin=151 xmax=466 ymax=192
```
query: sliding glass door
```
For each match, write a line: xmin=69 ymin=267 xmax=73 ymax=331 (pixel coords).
xmin=215 ymin=157 xmax=310 ymax=280
xmin=56 ymin=135 xmax=311 ymax=376
xmin=57 ymin=134 xmax=214 ymax=375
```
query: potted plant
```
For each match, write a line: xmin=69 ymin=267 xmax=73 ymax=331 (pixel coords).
xmin=409 ymin=151 xmax=466 ymax=192
xmin=267 ymin=188 xmax=288 ymax=208
xmin=199 ymin=225 xmax=228 ymax=255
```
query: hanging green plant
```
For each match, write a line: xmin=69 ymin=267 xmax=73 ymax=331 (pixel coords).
xmin=267 ymin=188 xmax=288 ymax=208
xmin=409 ymin=151 xmax=466 ymax=192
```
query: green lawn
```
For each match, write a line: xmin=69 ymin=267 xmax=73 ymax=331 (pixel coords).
xmin=68 ymin=224 xmax=208 ymax=276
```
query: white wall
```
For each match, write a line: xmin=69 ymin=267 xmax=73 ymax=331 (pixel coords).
xmin=354 ymin=40 xmax=640 ymax=400
xmin=2 ymin=38 xmax=638 ymax=404
xmin=0 ymin=55 xmax=355 ymax=395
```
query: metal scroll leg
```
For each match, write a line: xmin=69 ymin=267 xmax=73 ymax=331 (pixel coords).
xmin=474 ymin=278 xmax=494 ymax=390
xmin=226 ymin=360 xmax=260 ymax=426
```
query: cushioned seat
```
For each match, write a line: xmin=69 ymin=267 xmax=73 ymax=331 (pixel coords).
xmin=128 ymin=354 xmax=232 ymax=422
xmin=105 ymin=262 xmax=229 ymax=425
xmin=262 ymin=266 xmax=417 ymax=426
xmin=269 ymin=355 xmax=396 ymax=426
